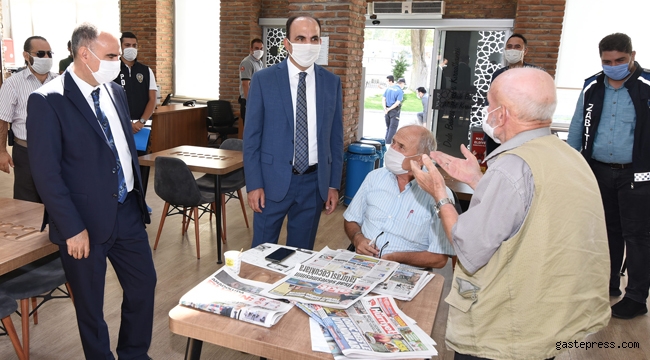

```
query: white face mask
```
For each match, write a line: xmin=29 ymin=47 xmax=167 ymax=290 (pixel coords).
xmin=122 ymin=47 xmax=138 ymax=61
xmin=504 ymin=49 xmax=524 ymax=64
xmin=384 ymin=147 xmax=409 ymax=175
xmin=86 ymin=49 xmax=122 ymax=85
xmin=482 ymin=106 xmax=502 ymax=144
xmin=253 ymin=49 xmax=264 ymax=60
xmin=288 ymin=41 xmax=320 ymax=68
xmin=30 ymin=56 xmax=53 ymax=74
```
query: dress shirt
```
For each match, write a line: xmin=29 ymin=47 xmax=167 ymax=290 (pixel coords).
xmin=287 ymin=59 xmax=318 ymax=166
xmin=0 ymin=68 xmax=57 ymax=140
xmin=68 ymin=69 xmax=134 ymax=192
xmin=452 ymin=128 xmax=549 ymax=274
xmin=344 ymin=167 xmax=455 ymax=258
xmin=567 ymin=77 xmax=636 ymax=164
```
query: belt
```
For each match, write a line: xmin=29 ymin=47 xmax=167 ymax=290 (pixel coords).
xmin=292 ymin=164 xmax=317 ymax=175
xmin=593 ymin=160 xmax=632 ymax=169
xmin=13 ymin=138 xmax=27 ymax=148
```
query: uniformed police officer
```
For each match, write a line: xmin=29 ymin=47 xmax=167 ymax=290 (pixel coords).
xmin=114 ymin=31 xmax=158 ymax=196
xmin=239 ymin=38 xmax=264 ymax=123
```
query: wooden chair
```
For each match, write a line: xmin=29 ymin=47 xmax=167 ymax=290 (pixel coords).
xmin=153 ymin=157 xmax=216 ymax=259
xmin=0 ymin=293 xmax=25 ymax=360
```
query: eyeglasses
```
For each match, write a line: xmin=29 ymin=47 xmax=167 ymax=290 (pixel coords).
xmin=481 ymin=105 xmax=502 ymax=120
xmin=29 ymin=51 xmax=54 ymax=58
xmin=378 ymin=241 xmax=390 ymax=259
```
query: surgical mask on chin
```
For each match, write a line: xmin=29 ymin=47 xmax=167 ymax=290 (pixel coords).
xmin=384 ymin=147 xmax=408 ymax=175
xmin=86 ymin=49 xmax=122 ymax=85
xmin=504 ymin=49 xmax=524 ymax=64
xmin=288 ymin=41 xmax=320 ymax=68
xmin=482 ymin=106 xmax=502 ymax=144
xmin=30 ymin=57 xmax=53 ymax=74
xmin=122 ymin=47 xmax=138 ymax=61
xmin=603 ymin=62 xmax=631 ymax=81
xmin=253 ymin=50 xmax=264 ymax=60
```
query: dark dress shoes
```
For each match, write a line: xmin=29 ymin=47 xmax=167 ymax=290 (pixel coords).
xmin=611 ymin=297 xmax=648 ymax=319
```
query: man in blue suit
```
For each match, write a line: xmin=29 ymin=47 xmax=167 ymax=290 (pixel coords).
xmin=26 ymin=23 xmax=156 ymax=360
xmin=244 ymin=15 xmax=344 ymax=250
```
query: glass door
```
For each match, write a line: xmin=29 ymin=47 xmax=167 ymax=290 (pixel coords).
xmin=430 ymin=30 xmax=507 ymax=158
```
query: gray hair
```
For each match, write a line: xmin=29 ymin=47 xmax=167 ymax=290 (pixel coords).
xmin=71 ymin=22 xmax=99 ymax=57
xmin=401 ymin=125 xmax=436 ymax=153
xmin=516 ymin=93 xmax=557 ymax=122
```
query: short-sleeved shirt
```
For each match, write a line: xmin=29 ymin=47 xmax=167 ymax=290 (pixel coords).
xmin=239 ymin=54 xmax=263 ymax=98
xmin=383 ymin=84 xmax=404 ymax=108
xmin=0 ymin=69 xmax=58 ymax=140
xmin=344 ymin=167 xmax=455 ymax=257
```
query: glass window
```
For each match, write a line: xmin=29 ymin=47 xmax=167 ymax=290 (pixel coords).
xmin=175 ymin=0 xmax=220 ymax=100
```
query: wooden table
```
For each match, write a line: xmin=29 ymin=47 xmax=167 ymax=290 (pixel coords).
xmin=169 ymin=263 xmax=445 ymax=360
xmin=0 ymin=198 xmax=57 ymax=276
xmin=139 ymin=146 xmax=244 ymax=263
xmin=150 ymin=104 xmax=208 ymax=153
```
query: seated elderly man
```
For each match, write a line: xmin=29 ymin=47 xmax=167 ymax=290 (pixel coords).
xmin=343 ymin=125 xmax=455 ymax=268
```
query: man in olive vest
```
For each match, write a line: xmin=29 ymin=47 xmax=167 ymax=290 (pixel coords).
xmin=412 ymin=68 xmax=610 ymax=360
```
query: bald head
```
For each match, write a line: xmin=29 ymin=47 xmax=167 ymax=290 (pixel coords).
xmin=490 ymin=68 xmax=556 ymax=123
xmin=397 ymin=125 xmax=436 ymax=154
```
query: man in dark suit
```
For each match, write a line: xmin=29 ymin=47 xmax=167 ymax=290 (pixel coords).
xmin=26 ymin=23 xmax=156 ymax=360
xmin=243 ymin=15 xmax=343 ymax=250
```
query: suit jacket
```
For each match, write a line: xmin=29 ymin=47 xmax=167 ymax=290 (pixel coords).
xmin=26 ymin=71 xmax=150 ymax=245
xmin=243 ymin=59 xmax=344 ymax=202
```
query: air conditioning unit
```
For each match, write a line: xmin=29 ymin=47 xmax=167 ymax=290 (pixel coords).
xmin=367 ymin=1 xmax=445 ymax=16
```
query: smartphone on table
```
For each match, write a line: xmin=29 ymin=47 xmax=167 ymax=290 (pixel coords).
xmin=264 ymin=248 xmax=296 ymax=263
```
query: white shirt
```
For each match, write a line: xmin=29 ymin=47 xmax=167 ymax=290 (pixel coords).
xmin=287 ymin=59 xmax=318 ymax=166
xmin=0 ymin=68 xmax=58 ymax=140
xmin=68 ymin=69 xmax=135 ymax=192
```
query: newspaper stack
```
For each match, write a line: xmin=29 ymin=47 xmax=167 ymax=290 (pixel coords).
xmin=301 ymin=295 xmax=438 ymax=359
xmin=372 ymin=264 xmax=435 ymax=301
xmin=260 ymin=247 xmax=399 ymax=309
xmin=179 ymin=267 xmax=293 ymax=328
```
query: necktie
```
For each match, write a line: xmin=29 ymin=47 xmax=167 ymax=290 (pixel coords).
xmin=294 ymin=72 xmax=309 ymax=174
xmin=91 ymin=88 xmax=127 ymax=203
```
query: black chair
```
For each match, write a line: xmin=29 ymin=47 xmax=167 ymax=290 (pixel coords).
xmin=195 ymin=139 xmax=249 ymax=242
xmin=206 ymin=100 xmax=239 ymax=147
xmin=0 ymin=254 xmax=73 ymax=359
xmin=1 ymin=293 xmax=25 ymax=360
xmin=153 ymin=157 xmax=216 ymax=259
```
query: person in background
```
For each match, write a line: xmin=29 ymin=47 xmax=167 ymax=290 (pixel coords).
xmin=567 ymin=32 xmax=650 ymax=319
xmin=382 ymin=76 xmax=405 ymax=144
xmin=485 ymin=34 xmax=545 ymax=154
xmin=413 ymin=68 xmax=610 ymax=359
xmin=416 ymin=87 xmax=428 ymax=126
xmin=0 ymin=35 xmax=58 ymax=202
xmin=239 ymin=38 xmax=264 ymax=124
xmin=114 ymin=31 xmax=157 ymax=195
xmin=27 ymin=23 xmax=156 ymax=359
xmin=243 ymin=15 xmax=343 ymax=250
xmin=59 ymin=40 xmax=73 ymax=74
xmin=344 ymin=125 xmax=455 ymax=269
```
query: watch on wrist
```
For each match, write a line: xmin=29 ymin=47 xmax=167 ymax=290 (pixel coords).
xmin=434 ymin=197 xmax=455 ymax=217
xmin=139 ymin=118 xmax=147 ymax=124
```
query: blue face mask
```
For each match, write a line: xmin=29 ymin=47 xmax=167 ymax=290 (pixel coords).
xmin=602 ymin=62 xmax=631 ymax=81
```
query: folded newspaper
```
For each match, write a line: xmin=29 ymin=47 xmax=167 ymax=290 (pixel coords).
xmin=260 ymin=247 xmax=399 ymax=309
xmin=179 ymin=267 xmax=293 ymax=328
xmin=372 ymin=264 xmax=435 ymax=301
xmin=303 ymin=295 xmax=438 ymax=359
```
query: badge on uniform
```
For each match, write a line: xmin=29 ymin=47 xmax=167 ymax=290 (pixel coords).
xmin=240 ymin=66 xmax=245 ymax=72
xmin=136 ymin=73 xmax=144 ymax=83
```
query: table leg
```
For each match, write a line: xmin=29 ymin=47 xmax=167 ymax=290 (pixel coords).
xmin=214 ymin=175 xmax=223 ymax=264
xmin=184 ymin=338 xmax=203 ymax=360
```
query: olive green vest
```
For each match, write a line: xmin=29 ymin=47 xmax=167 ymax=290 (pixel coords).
xmin=445 ymin=135 xmax=610 ymax=359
